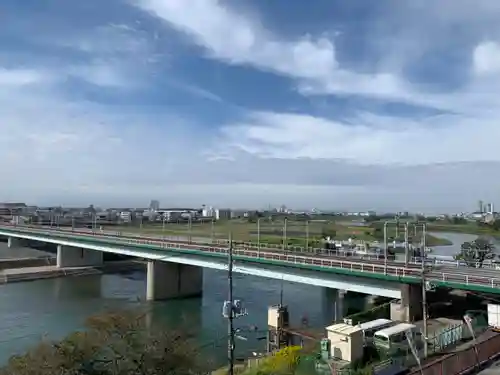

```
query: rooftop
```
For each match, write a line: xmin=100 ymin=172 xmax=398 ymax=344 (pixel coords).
xmin=374 ymin=323 xmax=416 ymax=337
xmin=325 ymin=323 xmax=362 ymax=335
xmin=358 ymin=319 xmax=394 ymax=331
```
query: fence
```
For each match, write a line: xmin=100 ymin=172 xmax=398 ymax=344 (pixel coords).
xmin=408 ymin=331 xmax=500 ymax=375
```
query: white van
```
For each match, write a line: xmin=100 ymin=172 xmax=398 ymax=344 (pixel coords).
xmin=373 ymin=323 xmax=420 ymax=351
xmin=358 ymin=319 xmax=395 ymax=344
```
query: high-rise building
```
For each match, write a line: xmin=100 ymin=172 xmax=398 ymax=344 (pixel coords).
xmin=149 ymin=200 xmax=160 ymax=211
xmin=479 ymin=200 xmax=484 ymax=213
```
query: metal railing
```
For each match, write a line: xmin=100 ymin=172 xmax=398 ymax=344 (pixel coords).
xmin=2 ymin=224 xmax=500 ymax=290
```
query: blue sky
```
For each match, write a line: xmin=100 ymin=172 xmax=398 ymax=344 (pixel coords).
xmin=1 ymin=0 xmax=500 ymax=212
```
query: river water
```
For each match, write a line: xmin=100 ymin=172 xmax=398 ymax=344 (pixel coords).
xmin=0 ymin=266 xmax=368 ymax=365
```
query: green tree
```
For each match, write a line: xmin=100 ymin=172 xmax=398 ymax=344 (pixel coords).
xmin=454 ymin=238 xmax=495 ymax=268
xmin=491 ymin=220 xmax=500 ymax=231
xmin=321 ymin=227 xmax=336 ymax=239
xmin=244 ymin=346 xmax=302 ymax=375
xmin=0 ymin=310 xmax=205 ymax=375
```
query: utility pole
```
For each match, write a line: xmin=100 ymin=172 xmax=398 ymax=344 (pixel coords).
xmin=227 ymin=234 xmax=235 ymax=375
xmin=421 ymin=223 xmax=428 ymax=358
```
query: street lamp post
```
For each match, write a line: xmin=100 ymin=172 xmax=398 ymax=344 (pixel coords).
xmin=305 ymin=220 xmax=309 ymax=252
xmin=257 ymin=218 xmax=261 ymax=256
xmin=188 ymin=216 xmax=192 ymax=244
xmin=283 ymin=218 xmax=288 ymax=252
xmin=211 ymin=219 xmax=215 ymax=244
xmin=404 ymin=222 xmax=409 ymax=267
xmin=383 ymin=222 xmax=388 ymax=274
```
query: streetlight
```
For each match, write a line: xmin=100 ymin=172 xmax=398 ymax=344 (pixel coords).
xmin=211 ymin=219 xmax=215 ymax=243
xmin=404 ymin=222 xmax=409 ymax=267
xmin=282 ymin=217 xmax=288 ymax=251
xmin=305 ymin=220 xmax=309 ymax=252
xmin=257 ymin=218 xmax=262 ymax=256
xmin=383 ymin=222 xmax=388 ymax=274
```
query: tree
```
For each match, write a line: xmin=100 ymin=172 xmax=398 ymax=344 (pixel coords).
xmin=0 ymin=310 xmax=206 ymax=375
xmin=321 ymin=227 xmax=336 ymax=239
xmin=244 ymin=346 xmax=302 ymax=375
xmin=454 ymin=238 xmax=495 ymax=268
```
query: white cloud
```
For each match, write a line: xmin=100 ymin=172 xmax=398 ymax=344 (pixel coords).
xmin=135 ymin=0 xmax=407 ymax=100
xmin=0 ymin=69 xmax=48 ymax=86
xmin=473 ymin=42 xmax=500 ymax=75
xmin=219 ymin=111 xmax=500 ymax=166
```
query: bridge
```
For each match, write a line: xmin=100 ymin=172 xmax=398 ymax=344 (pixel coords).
xmin=0 ymin=224 xmax=499 ymax=322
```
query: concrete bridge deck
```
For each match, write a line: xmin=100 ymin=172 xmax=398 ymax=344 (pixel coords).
xmin=1 ymin=225 xmax=500 ymax=296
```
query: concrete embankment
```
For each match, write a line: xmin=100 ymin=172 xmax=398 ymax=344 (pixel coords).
xmin=0 ymin=257 xmax=56 ymax=270
xmin=0 ymin=260 xmax=145 ymax=284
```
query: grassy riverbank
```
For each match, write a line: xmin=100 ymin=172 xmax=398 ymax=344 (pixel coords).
xmin=427 ymin=223 xmax=499 ymax=237
xmin=106 ymin=220 xmax=452 ymax=247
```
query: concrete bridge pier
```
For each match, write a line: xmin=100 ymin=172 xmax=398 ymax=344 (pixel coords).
xmin=390 ymin=283 xmax=422 ymax=322
xmin=7 ymin=236 xmax=24 ymax=248
xmin=322 ymin=288 xmax=344 ymax=325
xmin=56 ymin=245 xmax=103 ymax=268
xmin=146 ymin=261 xmax=203 ymax=301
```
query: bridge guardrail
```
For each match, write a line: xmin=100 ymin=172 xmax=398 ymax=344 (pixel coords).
xmin=24 ymin=226 xmax=497 ymax=269
xmin=2 ymin=225 xmax=500 ymax=290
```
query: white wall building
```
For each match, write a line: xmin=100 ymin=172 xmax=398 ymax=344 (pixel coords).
xmin=202 ymin=206 xmax=215 ymax=217
xmin=215 ymin=209 xmax=231 ymax=220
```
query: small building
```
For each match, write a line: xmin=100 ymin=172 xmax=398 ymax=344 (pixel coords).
xmin=215 ymin=208 xmax=231 ymax=220
xmin=325 ymin=323 xmax=363 ymax=363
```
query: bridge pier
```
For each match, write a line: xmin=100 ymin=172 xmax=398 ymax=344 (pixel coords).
xmin=7 ymin=237 xmax=24 ymax=248
xmin=390 ymin=283 xmax=422 ymax=322
xmin=146 ymin=261 xmax=203 ymax=301
xmin=56 ymin=245 xmax=103 ymax=268
xmin=322 ymin=288 xmax=344 ymax=325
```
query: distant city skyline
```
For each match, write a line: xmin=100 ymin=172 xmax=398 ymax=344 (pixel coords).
xmin=3 ymin=193 xmax=498 ymax=215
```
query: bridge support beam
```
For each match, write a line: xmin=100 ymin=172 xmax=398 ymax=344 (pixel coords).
xmin=56 ymin=245 xmax=103 ymax=268
xmin=146 ymin=261 xmax=203 ymax=301
xmin=322 ymin=288 xmax=344 ymax=325
xmin=7 ymin=237 xmax=23 ymax=248
xmin=390 ymin=284 xmax=422 ymax=322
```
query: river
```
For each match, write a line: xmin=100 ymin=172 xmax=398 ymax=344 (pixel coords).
xmin=0 ymin=267 xmax=369 ymax=365
xmin=429 ymin=231 xmax=500 ymax=258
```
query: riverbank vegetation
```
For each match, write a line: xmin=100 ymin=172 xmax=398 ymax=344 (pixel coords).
xmin=108 ymin=218 xmax=451 ymax=248
xmin=0 ymin=310 xmax=315 ymax=375
xmin=454 ymin=237 xmax=496 ymax=268
xmin=0 ymin=310 xmax=208 ymax=375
